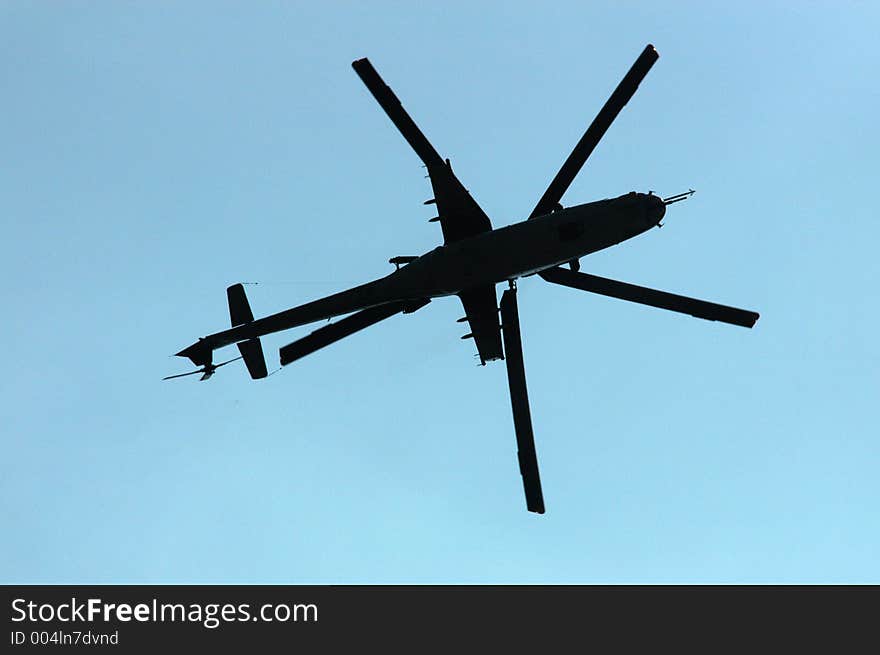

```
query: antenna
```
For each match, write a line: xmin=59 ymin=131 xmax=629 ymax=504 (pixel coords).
xmin=662 ymin=189 xmax=695 ymax=206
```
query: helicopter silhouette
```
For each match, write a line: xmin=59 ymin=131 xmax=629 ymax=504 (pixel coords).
xmin=168 ymin=45 xmax=759 ymax=513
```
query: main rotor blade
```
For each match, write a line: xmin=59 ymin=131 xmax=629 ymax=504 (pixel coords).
xmin=530 ymin=44 xmax=659 ymax=219
xmin=352 ymin=58 xmax=493 ymax=244
xmin=539 ymin=267 xmax=760 ymax=328
xmin=279 ymin=299 xmax=429 ymax=366
xmin=215 ymin=356 xmax=243 ymax=368
xmin=500 ymin=287 xmax=545 ymax=514
xmin=351 ymin=58 xmax=444 ymax=169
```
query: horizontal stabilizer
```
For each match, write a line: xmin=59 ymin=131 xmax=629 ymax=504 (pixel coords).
xmin=237 ymin=338 xmax=268 ymax=379
xmin=227 ymin=283 xmax=255 ymax=327
xmin=280 ymin=299 xmax=429 ymax=366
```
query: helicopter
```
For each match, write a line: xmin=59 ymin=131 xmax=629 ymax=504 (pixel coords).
xmin=169 ymin=44 xmax=759 ymax=513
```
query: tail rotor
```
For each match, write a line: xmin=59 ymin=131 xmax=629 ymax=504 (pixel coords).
xmin=162 ymin=356 xmax=243 ymax=382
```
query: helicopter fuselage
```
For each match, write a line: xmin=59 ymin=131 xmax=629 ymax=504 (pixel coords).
xmin=179 ymin=191 xmax=665 ymax=362
xmin=394 ymin=191 xmax=664 ymax=297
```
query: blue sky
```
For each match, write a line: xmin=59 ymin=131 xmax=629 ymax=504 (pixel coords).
xmin=2 ymin=3 xmax=878 ymax=582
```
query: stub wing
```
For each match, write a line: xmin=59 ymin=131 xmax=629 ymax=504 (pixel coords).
xmin=458 ymin=285 xmax=503 ymax=364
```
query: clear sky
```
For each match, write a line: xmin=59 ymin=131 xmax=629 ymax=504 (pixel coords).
xmin=2 ymin=3 xmax=878 ymax=583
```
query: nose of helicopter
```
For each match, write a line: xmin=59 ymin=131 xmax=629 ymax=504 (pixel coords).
xmin=646 ymin=193 xmax=666 ymax=225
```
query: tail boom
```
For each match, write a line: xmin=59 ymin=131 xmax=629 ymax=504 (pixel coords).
xmin=176 ymin=276 xmax=413 ymax=366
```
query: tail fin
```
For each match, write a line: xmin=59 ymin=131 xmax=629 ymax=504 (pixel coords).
xmin=227 ymin=283 xmax=268 ymax=380
xmin=176 ymin=340 xmax=212 ymax=366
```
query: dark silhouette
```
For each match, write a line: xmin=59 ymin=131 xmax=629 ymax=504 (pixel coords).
xmin=167 ymin=44 xmax=759 ymax=514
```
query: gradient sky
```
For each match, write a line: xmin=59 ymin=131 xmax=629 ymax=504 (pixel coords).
xmin=2 ymin=3 xmax=878 ymax=583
